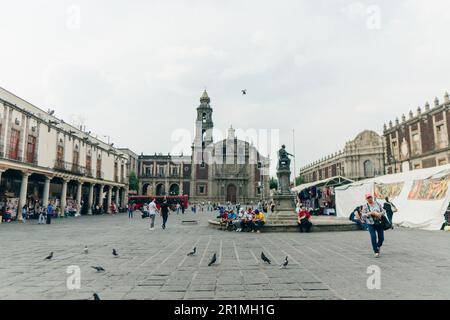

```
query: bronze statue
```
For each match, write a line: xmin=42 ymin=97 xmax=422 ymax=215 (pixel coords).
xmin=277 ymin=145 xmax=294 ymax=170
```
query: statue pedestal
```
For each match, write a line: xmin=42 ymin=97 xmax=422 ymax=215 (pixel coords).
xmin=268 ymin=168 xmax=297 ymax=225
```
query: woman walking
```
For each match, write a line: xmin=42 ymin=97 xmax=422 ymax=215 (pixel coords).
xmin=362 ymin=193 xmax=386 ymax=258
xmin=383 ymin=197 xmax=397 ymax=229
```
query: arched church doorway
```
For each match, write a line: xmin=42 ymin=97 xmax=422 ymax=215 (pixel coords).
xmin=226 ymin=184 xmax=237 ymax=204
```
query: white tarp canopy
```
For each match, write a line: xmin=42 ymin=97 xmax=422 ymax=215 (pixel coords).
xmin=292 ymin=176 xmax=354 ymax=193
xmin=335 ymin=164 xmax=450 ymax=231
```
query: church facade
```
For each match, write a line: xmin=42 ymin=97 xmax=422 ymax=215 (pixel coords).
xmin=137 ymin=91 xmax=270 ymax=204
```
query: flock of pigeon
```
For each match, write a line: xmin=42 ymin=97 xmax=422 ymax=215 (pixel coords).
xmin=187 ymin=247 xmax=289 ymax=269
xmin=44 ymin=246 xmax=120 ymax=300
xmin=43 ymin=243 xmax=288 ymax=301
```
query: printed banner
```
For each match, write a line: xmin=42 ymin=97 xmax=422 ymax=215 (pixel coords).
xmin=408 ymin=176 xmax=450 ymax=200
xmin=374 ymin=182 xmax=404 ymax=199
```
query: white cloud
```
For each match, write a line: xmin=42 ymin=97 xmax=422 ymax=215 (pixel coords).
xmin=0 ymin=0 xmax=450 ymax=176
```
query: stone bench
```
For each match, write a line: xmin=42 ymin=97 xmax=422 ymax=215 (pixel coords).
xmin=208 ymin=217 xmax=361 ymax=233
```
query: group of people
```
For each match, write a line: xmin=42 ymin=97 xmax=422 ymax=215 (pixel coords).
xmin=136 ymin=197 xmax=171 ymax=230
xmin=350 ymin=194 xmax=396 ymax=258
xmin=217 ymin=207 xmax=266 ymax=233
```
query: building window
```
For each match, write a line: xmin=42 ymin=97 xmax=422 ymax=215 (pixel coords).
xmin=171 ymin=167 xmax=178 ymax=176
xmin=96 ymin=158 xmax=102 ymax=178
xmin=86 ymin=155 xmax=92 ymax=176
xmin=158 ymin=166 xmax=165 ymax=177
xmin=9 ymin=129 xmax=20 ymax=160
xmin=411 ymin=133 xmax=421 ymax=155
xmin=114 ymin=162 xmax=118 ymax=182
xmin=26 ymin=135 xmax=36 ymax=163
xmin=56 ymin=145 xmax=64 ymax=167
xmin=199 ymin=185 xmax=205 ymax=194
xmin=438 ymin=158 xmax=447 ymax=166
xmin=391 ymin=140 xmax=399 ymax=160
xmin=73 ymin=150 xmax=79 ymax=166
xmin=436 ymin=124 xmax=448 ymax=149
xmin=145 ymin=166 xmax=153 ymax=176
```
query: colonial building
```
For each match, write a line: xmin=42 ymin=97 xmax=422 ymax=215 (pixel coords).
xmin=137 ymin=153 xmax=191 ymax=196
xmin=383 ymin=92 xmax=450 ymax=173
xmin=118 ymin=148 xmax=139 ymax=176
xmin=0 ymin=86 xmax=130 ymax=220
xmin=300 ymin=130 xmax=385 ymax=183
xmin=137 ymin=90 xmax=270 ymax=204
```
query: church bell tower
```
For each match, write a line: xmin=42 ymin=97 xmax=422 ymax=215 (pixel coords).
xmin=194 ymin=90 xmax=214 ymax=148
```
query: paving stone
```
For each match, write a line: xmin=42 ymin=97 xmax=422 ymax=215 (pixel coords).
xmin=1 ymin=212 xmax=450 ymax=300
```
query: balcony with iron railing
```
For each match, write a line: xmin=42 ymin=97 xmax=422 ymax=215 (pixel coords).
xmin=54 ymin=160 xmax=86 ymax=176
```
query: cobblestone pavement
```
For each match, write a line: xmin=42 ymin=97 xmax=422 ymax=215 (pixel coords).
xmin=1 ymin=211 xmax=449 ymax=300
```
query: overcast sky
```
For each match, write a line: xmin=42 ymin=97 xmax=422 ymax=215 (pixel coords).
xmin=1 ymin=0 xmax=450 ymax=176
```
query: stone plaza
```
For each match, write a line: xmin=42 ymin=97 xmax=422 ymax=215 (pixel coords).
xmin=1 ymin=212 xmax=450 ymax=300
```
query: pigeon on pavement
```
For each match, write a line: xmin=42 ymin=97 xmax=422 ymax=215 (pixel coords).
xmin=112 ymin=248 xmax=119 ymax=257
xmin=83 ymin=246 xmax=88 ymax=254
xmin=45 ymin=252 xmax=53 ymax=260
xmin=187 ymin=247 xmax=197 ymax=256
xmin=208 ymin=253 xmax=217 ymax=266
xmin=280 ymin=256 xmax=289 ymax=269
xmin=91 ymin=266 xmax=105 ymax=272
xmin=93 ymin=293 xmax=101 ymax=300
xmin=261 ymin=252 xmax=271 ymax=264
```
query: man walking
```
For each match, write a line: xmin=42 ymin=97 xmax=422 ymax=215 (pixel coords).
xmin=46 ymin=202 xmax=53 ymax=225
xmin=148 ymin=198 xmax=158 ymax=230
xmin=38 ymin=206 xmax=46 ymax=225
xmin=160 ymin=198 xmax=169 ymax=230
xmin=128 ymin=203 xmax=133 ymax=219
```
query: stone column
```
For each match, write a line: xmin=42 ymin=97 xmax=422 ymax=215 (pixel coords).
xmin=18 ymin=172 xmax=30 ymax=220
xmin=98 ymin=184 xmax=105 ymax=212
xmin=88 ymin=184 xmax=94 ymax=215
xmin=42 ymin=176 xmax=51 ymax=209
xmin=124 ymin=186 xmax=129 ymax=206
xmin=60 ymin=179 xmax=68 ymax=217
xmin=120 ymin=187 xmax=126 ymax=208
xmin=107 ymin=187 xmax=112 ymax=213
xmin=0 ymin=170 xmax=4 ymax=187
xmin=76 ymin=181 xmax=83 ymax=214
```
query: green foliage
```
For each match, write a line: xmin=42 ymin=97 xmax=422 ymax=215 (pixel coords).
xmin=128 ymin=171 xmax=139 ymax=191
xmin=295 ymin=175 xmax=305 ymax=186
xmin=269 ymin=177 xmax=278 ymax=190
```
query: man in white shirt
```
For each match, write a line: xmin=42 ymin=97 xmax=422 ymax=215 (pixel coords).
xmin=148 ymin=199 xmax=158 ymax=230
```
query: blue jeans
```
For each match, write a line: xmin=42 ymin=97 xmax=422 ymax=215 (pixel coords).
xmin=162 ymin=214 xmax=168 ymax=228
xmin=367 ymin=224 xmax=384 ymax=253
xmin=352 ymin=217 xmax=367 ymax=230
xmin=128 ymin=210 xmax=133 ymax=218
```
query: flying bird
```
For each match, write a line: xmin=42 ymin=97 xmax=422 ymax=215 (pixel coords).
xmin=208 ymin=253 xmax=217 ymax=266
xmin=261 ymin=252 xmax=271 ymax=264
xmin=187 ymin=247 xmax=197 ymax=256
xmin=93 ymin=293 xmax=101 ymax=300
xmin=83 ymin=246 xmax=88 ymax=254
xmin=280 ymin=256 xmax=289 ymax=269
xmin=91 ymin=266 xmax=105 ymax=272
xmin=241 ymin=89 xmax=247 ymax=95
xmin=112 ymin=248 xmax=119 ymax=257
xmin=45 ymin=252 xmax=53 ymax=260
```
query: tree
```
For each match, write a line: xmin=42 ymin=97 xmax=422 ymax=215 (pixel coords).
xmin=269 ymin=177 xmax=278 ymax=190
xmin=295 ymin=176 xmax=305 ymax=186
xmin=128 ymin=171 xmax=139 ymax=191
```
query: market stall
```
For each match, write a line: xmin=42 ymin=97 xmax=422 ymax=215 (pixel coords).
xmin=292 ymin=176 xmax=354 ymax=215
xmin=335 ymin=164 xmax=450 ymax=230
